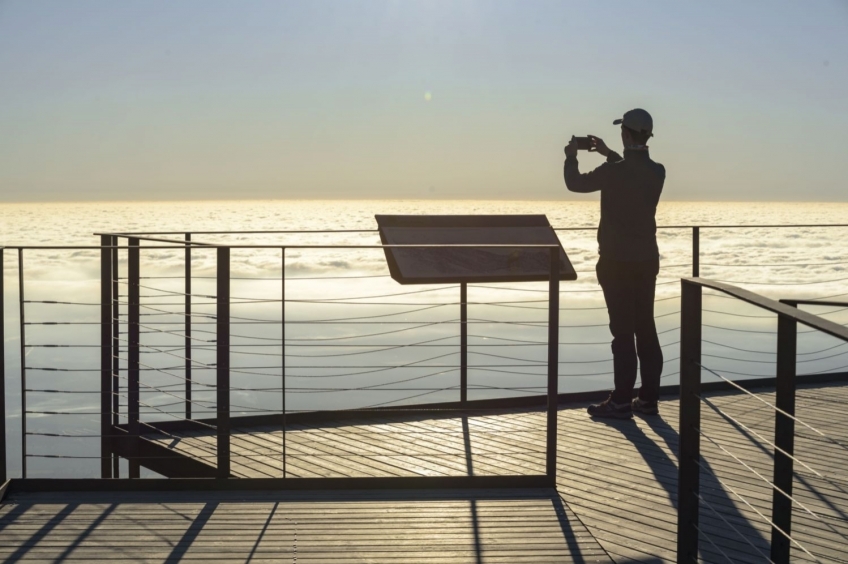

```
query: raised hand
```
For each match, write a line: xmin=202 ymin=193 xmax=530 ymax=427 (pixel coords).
xmin=564 ymin=136 xmax=578 ymax=157
xmin=588 ymin=135 xmax=610 ymax=157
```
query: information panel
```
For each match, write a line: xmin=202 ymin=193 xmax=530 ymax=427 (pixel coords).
xmin=376 ymin=215 xmax=577 ymax=285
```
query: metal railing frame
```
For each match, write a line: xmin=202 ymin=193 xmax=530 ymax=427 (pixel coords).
xmin=676 ymin=277 xmax=848 ymax=564
xmin=99 ymin=223 xmax=848 ymax=424
xmin=0 ymin=221 xmax=846 ymax=487
xmin=95 ymin=239 xmax=562 ymax=488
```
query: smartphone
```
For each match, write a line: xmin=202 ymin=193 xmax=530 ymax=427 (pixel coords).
xmin=573 ymin=136 xmax=592 ymax=151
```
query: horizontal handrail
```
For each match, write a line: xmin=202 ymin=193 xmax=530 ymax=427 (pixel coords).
xmin=1 ymin=245 xmax=190 ymax=250
xmin=93 ymin=223 xmax=848 ymax=238
xmin=684 ymin=277 xmax=848 ymax=342
xmin=3 ymin=243 xmax=560 ymax=250
xmin=781 ymin=299 xmax=848 ymax=308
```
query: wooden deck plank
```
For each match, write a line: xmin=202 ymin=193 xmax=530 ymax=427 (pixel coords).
xmin=4 ymin=381 xmax=848 ymax=563
xmin=0 ymin=490 xmax=612 ymax=563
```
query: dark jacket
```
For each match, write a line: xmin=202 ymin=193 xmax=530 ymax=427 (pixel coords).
xmin=564 ymin=149 xmax=665 ymax=262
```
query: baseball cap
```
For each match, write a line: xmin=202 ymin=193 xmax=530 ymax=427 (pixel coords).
xmin=613 ymin=108 xmax=653 ymax=137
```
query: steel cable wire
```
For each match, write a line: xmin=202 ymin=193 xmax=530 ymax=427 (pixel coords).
xmin=695 ymin=427 xmax=841 ymax=543
xmin=705 ymin=349 xmax=848 ymax=365
xmin=132 ymin=281 xmax=460 ymax=302
xmin=229 ymin=304 xmax=449 ymax=323
xmin=133 ymin=299 xmax=455 ymax=325
xmin=699 ymin=394 xmax=845 ymax=485
xmin=698 ymin=362 xmax=848 ymax=447
xmin=703 ymin=308 xmax=776 ymax=319
xmin=691 ymin=522 xmax=735 ymax=564
xmin=23 ymin=300 xmax=100 ymax=306
xmin=702 ymin=261 xmax=847 ymax=267
xmin=360 ymin=386 xmax=458 ymax=408
xmin=192 ymin=320 xmax=459 ymax=342
xmin=226 ymin=334 xmax=461 ymax=358
xmin=110 ymin=376 xmax=217 ymax=429
xmin=702 ymin=337 xmax=848 ymax=357
xmin=114 ymin=348 xmax=470 ymax=382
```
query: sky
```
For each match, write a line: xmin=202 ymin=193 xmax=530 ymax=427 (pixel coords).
xmin=0 ymin=0 xmax=846 ymax=202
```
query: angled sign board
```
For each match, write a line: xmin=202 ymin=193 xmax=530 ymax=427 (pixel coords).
xmin=376 ymin=214 xmax=577 ymax=285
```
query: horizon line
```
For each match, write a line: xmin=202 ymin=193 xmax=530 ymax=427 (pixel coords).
xmin=1 ymin=197 xmax=847 ymax=205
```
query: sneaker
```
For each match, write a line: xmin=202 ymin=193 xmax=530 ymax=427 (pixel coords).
xmin=632 ymin=397 xmax=659 ymax=416
xmin=587 ymin=397 xmax=633 ymax=419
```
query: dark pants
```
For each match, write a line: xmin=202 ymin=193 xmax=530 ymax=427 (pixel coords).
xmin=596 ymin=256 xmax=663 ymax=404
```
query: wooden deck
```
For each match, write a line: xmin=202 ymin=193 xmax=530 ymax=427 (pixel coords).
xmin=2 ymin=380 xmax=847 ymax=562
xmin=0 ymin=488 xmax=608 ymax=563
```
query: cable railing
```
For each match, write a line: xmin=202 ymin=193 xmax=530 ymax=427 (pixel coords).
xmin=677 ymin=277 xmax=848 ymax=564
xmin=1 ymin=239 xmax=566 ymax=489
xmin=0 ymin=224 xmax=846 ymax=495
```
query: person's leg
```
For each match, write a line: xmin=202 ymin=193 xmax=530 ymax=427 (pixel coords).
xmin=633 ymin=259 xmax=663 ymax=403
xmin=597 ymin=258 xmax=637 ymax=404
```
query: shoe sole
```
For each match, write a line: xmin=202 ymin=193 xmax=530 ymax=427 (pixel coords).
xmin=587 ymin=409 xmax=633 ymax=420
xmin=633 ymin=408 xmax=659 ymax=416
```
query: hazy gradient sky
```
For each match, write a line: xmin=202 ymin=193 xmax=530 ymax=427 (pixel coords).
xmin=1 ymin=0 xmax=846 ymax=202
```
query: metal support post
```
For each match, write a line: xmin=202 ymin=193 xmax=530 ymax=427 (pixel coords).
xmin=771 ymin=314 xmax=797 ymax=564
xmin=0 ymin=248 xmax=6 ymax=483
xmin=281 ymin=248 xmax=286 ymax=478
xmin=216 ymin=247 xmax=231 ymax=479
xmin=460 ymin=282 xmax=468 ymax=404
xmin=677 ymin=280 xmax=703 ymax=563
xmin=128 ymin=238 xmax=140 ymax=478
xmin=18 ymin=249 xmax=26 ymax=479
xmin=111 ymin=236 xmax=120 ymax=478
xmin=545 ymin=247 xmax=560 ymax=480
xmin=692 ymin=227 xmax=700 ymax=277
xmin=185 ymin=233 xmax=192 ymax=420
xmin=100 ymin=235 xmax=113 ymax=479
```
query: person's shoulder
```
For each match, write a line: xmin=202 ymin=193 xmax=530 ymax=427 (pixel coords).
xmin=648 ymin=158 xmax=665 ymax=178
xmin=604 ymin=151 xmax=625 ymax=167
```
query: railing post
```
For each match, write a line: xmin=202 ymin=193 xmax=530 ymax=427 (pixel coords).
xmin=677 ymin=279 xmax=703 ymax=563
xmin=128 ymin=238 xmax=140 ymax=478
xmin=0 ymin=248 xmax=5 ymax=483
xmin=111 ymin=236 xmax=120 ymax=478
xmin=546 ymin=247 xmax=560 ymax=481
xmin=692 ymin=227 xmax=700 ymax=277
xmin=100 ymin=235 xmax=113 ymax=479
xmin=460 ymin=282 xmax=468 ymax=404
xmin=18 ymin=249 xmax=26 ymax=479
xmin=281 ymin=247 xmax=286 ymax=478
xmin=217 ymin=246 xmax=231 ymax=479
xmin=185 ymin=233 xmax=192 ymax=420
xmin=771 ymin=314 xmax=797 ymax=564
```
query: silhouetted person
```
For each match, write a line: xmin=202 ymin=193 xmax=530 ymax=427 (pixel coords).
xmin=563 ymin=109 xmax=665 ymax=418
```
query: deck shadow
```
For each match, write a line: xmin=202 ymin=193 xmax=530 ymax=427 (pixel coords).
xmin=1 ymin=488 xmax=606 ymax=563
xmin=584 ymin=412 xmax=772 ymax=562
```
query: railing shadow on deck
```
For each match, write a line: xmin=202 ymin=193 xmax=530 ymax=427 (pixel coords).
xmin=0 ymin=489 xmax=596 ymax=564
xmin=593 ymin=413 xmax=772 ymax=562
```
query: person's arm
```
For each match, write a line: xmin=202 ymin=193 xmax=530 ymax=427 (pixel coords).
xmin=562 ymin=134 xmax=618 ymax=193
xmin=590 ymin=135 xmax=621 ymax=163
xmin=563 ymin=156 xmax=615 ymax=193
